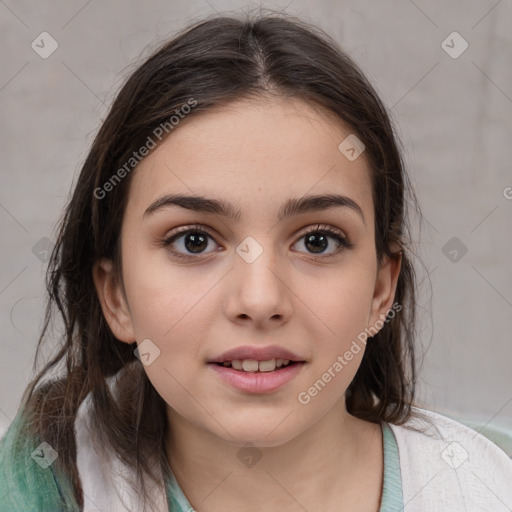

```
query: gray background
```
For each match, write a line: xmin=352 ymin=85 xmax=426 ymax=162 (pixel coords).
xmin=1 ymin=0 xmax=511 ymax=436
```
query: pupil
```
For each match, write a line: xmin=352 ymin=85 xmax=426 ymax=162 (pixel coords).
xmin=305 ymin=233 xmax=327 ymax=253
xmin=185 ymin=233 xmax=208 ymax=253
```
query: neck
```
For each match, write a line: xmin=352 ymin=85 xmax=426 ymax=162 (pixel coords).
xmin=165 ymin=400 xmax=384 ymax=512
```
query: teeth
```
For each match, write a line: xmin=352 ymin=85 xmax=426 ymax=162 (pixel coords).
xmin=223 ymin=359 xmax=293 ymax=372
xmin=231 ymin=360 xmax=243 ymax=370
xmin=242 ymin=359 xmax=259 ymax=372
xmin=258 ymin=359 xmax=276 ymax=372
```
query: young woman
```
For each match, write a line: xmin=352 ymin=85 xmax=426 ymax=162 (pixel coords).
xmin=1 ymin=12 xmax=510 ymax=512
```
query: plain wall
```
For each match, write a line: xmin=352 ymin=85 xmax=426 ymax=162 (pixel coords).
xmin=1 ymin=0 xmax=511 ymax=434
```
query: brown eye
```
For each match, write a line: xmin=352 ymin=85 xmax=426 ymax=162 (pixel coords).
xmin=162 ymin=225 xmax=220 ymax=259
xmin=293 ymin=224 xmax=352 ymax=256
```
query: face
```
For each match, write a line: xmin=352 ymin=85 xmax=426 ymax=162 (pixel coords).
xmin=94 ymin=96 xmax=400 ymax=447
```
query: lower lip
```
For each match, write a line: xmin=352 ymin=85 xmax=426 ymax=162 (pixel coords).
xmin=208 ymin=362 xmax=305 ymax=393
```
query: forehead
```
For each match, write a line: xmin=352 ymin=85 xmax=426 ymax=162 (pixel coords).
xmin=125 ymin=96 xmax=374 ymax=225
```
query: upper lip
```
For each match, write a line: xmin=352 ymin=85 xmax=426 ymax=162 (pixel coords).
xmin=207 ymin=345 xmax=305 ymax=363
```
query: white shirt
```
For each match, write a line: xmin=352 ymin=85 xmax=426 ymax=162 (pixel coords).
xmin=75 ymin=394 xmax=512 ymax=512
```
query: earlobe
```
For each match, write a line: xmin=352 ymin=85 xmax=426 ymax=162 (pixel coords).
xmin=92 ymin=258 xmax=135 ymax=344
xmin=368 ymin=251 xmax=402 ymax=330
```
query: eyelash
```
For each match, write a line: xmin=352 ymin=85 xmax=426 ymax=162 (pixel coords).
xmin=160 ymin=223 xmax=353 ymax=260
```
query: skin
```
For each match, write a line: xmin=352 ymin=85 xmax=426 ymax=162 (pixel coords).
xmin=93 ymin=96 xmax=401 ymax=511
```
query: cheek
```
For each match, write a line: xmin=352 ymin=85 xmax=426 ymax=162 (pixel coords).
xmin=121 ymin=241 xmax=215 ymax=340
xmin=120 ymin=245 xmax=218 ymax=405
xmin=306 ymin=260 xmax=376 ymax=345
xmin=297 ymin=260 xmax=376 ymax=393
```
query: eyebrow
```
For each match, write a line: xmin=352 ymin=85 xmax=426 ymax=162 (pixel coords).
xmin=143 ymin=193 xmax=365 ymax=224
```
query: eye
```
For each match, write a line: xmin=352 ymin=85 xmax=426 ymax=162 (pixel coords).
xmin=292 ymin=224 xmax=352 ymax=257
xmin=161 ymin=224 xmax=220 ymax=259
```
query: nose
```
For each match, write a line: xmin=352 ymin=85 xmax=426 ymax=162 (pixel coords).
xmin=223 ymin=238 xmax=293 ymax=328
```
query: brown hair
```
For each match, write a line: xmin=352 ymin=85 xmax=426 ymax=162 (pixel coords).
xmin=20 ymin=10 xmax=419 ymax=508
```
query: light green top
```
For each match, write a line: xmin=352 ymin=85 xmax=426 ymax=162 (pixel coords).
xmin=379 ymin=422 xmax=404 ymax=511
xmin=165 ymin=422 xmax=404 ymax=511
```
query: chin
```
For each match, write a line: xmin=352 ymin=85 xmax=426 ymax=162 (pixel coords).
xmin=213 ymin=416 xmax=301 ymax=448
xmin=227 ymin=432 xmax=296 ymax=448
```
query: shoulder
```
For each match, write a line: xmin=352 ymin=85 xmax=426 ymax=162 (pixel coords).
xmin=387 ymin=406 xmax=512 ymax=511
xmin=0 ymin=409 xmax=79 ymax=512
xmin=391 ymin=406 xmax=512 ymax=467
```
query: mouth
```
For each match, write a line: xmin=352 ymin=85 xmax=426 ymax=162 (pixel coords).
xmin=207 ymin=345 xmax=306 ymax=392
xmin=207 ymin=349 xmax=306 ymax=393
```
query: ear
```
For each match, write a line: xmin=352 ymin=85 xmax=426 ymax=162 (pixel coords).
xmin=367 ymin=250 xmax=402 ymax=331
xmin=92 ymin=258 xmax=135 ymax=344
